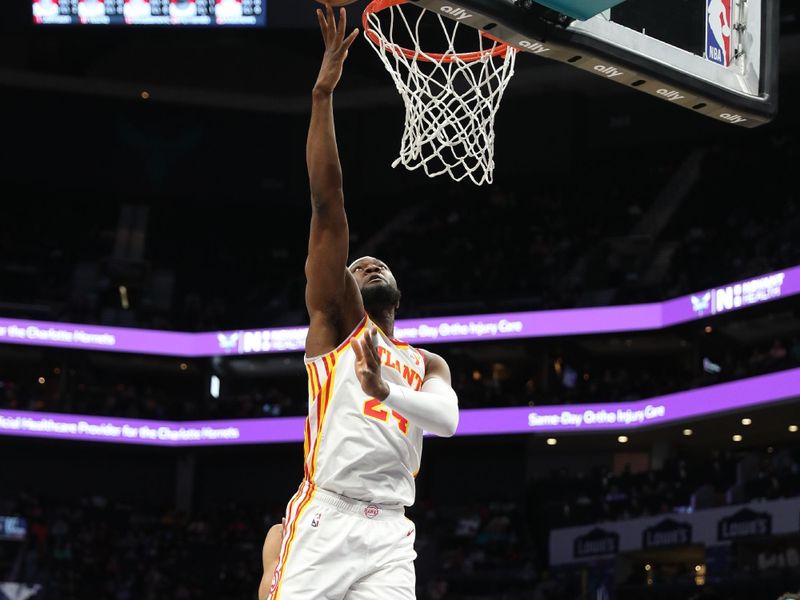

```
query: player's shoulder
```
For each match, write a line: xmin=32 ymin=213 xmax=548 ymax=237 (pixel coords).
xmin=418 ymin=348 xmax=448 ymax=368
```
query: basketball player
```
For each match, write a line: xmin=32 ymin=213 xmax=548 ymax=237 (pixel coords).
xmin=266 ymin=6 xmax=459 ymax=600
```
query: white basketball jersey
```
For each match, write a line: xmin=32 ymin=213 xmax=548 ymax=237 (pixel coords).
xmin=303 ymin=316 xmax=426 ymax=507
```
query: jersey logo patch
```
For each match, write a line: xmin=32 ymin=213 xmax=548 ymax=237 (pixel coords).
xmin=269 ymin=567 xmax=280 ymax=594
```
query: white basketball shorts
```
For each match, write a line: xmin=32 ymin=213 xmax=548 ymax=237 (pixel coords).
xmin=268 ymin=480 xmax=417 ymax=600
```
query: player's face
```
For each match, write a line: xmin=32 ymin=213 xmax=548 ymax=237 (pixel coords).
xmin=349 ymin=257 xmax=399 ymax=295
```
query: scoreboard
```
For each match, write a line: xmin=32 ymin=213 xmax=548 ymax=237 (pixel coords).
xmin=31 ymin=0 xmax=266 ymax=26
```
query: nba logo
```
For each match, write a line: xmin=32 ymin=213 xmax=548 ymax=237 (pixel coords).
xmin=706 ymin=0 xmax=732 ymax=66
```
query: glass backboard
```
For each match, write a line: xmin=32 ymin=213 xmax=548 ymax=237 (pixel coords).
xmin=403 ymin=0 xmax=780 ymax=127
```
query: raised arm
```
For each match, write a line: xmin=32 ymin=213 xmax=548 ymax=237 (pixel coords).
xmin=305 ymin=6 xmax=364 ymax=357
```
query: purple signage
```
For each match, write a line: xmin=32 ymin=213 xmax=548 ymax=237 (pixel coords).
xmin=0 ymin=319 xmax=194 ymax=357
xmin=0 ymin=266 xmax=796 ymax=357
xmin=468 ymin=367 xmax=800 ymax=435
xmin=662 ymin=270 xmax=789 ymax=326
xmin=0 ymin=368 xmax=797 ymax=446
xmin=0 ymin=410 xmax=305 ymax=446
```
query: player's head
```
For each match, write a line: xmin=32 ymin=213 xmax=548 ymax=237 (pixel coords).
xmin=348 ymin=256 xmax=401 ymax=313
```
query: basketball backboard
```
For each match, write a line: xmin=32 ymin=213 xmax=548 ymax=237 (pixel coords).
xmin=402 ymin=0 xmax=780 ymax=127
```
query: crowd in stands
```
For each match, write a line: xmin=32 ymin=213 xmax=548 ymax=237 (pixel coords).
xmin=1 ymin=332 xmax=798 ymax=421
xmin=452 ymin=336 xmax=800 ymax=410
xmin=1 ymin=136 xmax=798 ymax=333
xmin=2 ymin=444 xmax=798 ymax=600
xmin=0 ymin=492 xmax=538 ymax=600
xmin=0 ymin=367 xmax=303 ymax=421
xmin=2 ymin=493 xmax=277 ymax=600
xmin=528 ymin=446 xmax=800 ymax=530
xmin=744 ymin=447 xmax=800 ymax=503
xmin=655 ymin=142 xmax=800 ymax=303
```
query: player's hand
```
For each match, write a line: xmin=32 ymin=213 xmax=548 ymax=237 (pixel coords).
xmin=352 ymin=328 xmax=390 ymax=400
xmin=314 ymin=5 xmax=360 ymax=96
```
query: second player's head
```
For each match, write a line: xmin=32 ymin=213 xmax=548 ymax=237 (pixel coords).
xmin=348 ymin=256 xmax=401 ymax=314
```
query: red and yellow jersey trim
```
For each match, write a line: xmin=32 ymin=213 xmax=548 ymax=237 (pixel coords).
xmin=303 ymin=316 xmax=369 ymax=483
xmin=269 ymin=481 xmax=316 ymax=600
xmin=304 ymin=314 xmax=368 ymax=366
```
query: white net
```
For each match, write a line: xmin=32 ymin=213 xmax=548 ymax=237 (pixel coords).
xmin=364 ymin=1 xmax=517 ymax=186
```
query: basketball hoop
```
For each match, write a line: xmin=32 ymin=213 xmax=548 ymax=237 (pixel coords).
xmin=362 ymin=0 xmax=517 ymax=186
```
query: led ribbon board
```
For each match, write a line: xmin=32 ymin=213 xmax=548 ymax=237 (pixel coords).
xmin=0 ymin=368 xmax=797 ymax=445
xmin=0 ymin=266 xmax=795 ymax=356
xmin=31 ymin=0 xmax=266 ymax=26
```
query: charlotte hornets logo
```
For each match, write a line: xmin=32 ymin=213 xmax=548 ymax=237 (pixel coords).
xmin=691 ymin=292 xmax=711 ymax=315
xmin=217 ymin=332 xmax=239 ymax=353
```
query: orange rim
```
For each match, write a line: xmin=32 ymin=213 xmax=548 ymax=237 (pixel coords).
xmin=362 ymin=0 xmax=510 ymax=64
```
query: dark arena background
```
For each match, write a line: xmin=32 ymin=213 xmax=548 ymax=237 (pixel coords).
xmin=2 ymin=0 xmax=800 ymax=599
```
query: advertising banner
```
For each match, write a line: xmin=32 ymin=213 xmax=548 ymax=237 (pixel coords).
xmin=1 ymin=267 xmax=796 ymax=357
xmin=0 ymin=368 xmax=797 ymax=446
xmin=550 ymin=497 xmax=800 ymax=566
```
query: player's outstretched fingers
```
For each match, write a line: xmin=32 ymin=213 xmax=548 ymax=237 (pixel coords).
xmin=337 ymin=6 xmax=346 ymax=43
xmin=325 ymin=4 xmax=336 ymax=33
xmin=343 ymin=28 xmax=359 ymax=51
xmin=367 ymin=329 xmax=381 ymax=363
xmin=316 ymin=8 xmax=328 ymax=37
xmin=352 ymin=336 xmax=364 ymax=363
